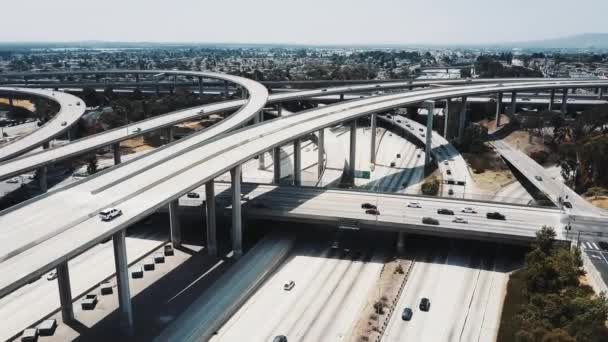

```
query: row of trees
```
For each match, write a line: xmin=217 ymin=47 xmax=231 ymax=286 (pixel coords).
xmin=548 ymin=105 xmax=608 ymax=192
xmin=476 ymin=56 xmax=543 ymax=78
xmin=505 ymin=227 xmax=608 ymax=341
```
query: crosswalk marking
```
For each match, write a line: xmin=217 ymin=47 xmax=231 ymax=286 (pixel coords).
xmin=591 ymin=242 xmax=600 ymax=250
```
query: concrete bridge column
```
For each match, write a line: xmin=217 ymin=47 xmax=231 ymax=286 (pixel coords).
xmin=509 ymin=92 xmax=517 ymax=118
xmin=424 ymin=101 xmax=435 ymax=168
xmin=340 ymin=94 xmax=344 ymax=101
xmin=224 ymin=81 xmax=229 ymax=97
xmin=276 ymin=104 xmax=282 ymax=117
xmin=38 ymin=166 xmax=48 ymax=193
xmin=317 ymin=129 xmax=325 ymax=180
xmin=396 ymin=232 xmax=406 ymax=254
xmin=171 ymin=75 xmax=177 ymax=94
xmin=155 ymin=82 xmax=160 ymax=96
xmin=258 ymin=111 xmax=266 ymax=170
xmin=570 ymin=87 xmax=576 ymax=94
xmin=549 ymin=89 xmax=556 ymax=111
xmin=273 ymin=147 xmax=281 ymax=184
xmin=198 ymin=76 xmax=204 ymax=98
xmin=241 ymin=87 xmax=248 ymax=99
xmin=458 ymin=97 xmax=468 ymax=141
xmin=169 ymin=200 xmax=182 ymax=248
xmin=113 ymin=143 xmax=121 ymax=165
xmin=293 ymin=139 xmax=302 ymax=186
xmin=113 ymin=229 xmax=134 ymax=336
xmin=348 ymin=120 xmax=357 ymax=182
xmin=38 ymin=142 xmax=50 ymax=192
xmin=8 ymin=95 xmax=13 ymax=107
xmin=370 ymin=114 xmax=377 ymax=165
xmin=205 ymin=181 xmax=217 ymax=256
xmin=230 ymin=165 xmax=243 ymax=258
xmin=495 ymin=93 xmax=503 ymax=127
xmin=599 ymin=87 xmax=604 ymax=100
xmin=135 ymin=74 xmax=140 ymax=89
xmin=57 ymin=261 xmax=74 ymax=323
xmin=561 ymin=88 xmax=568 ymax=114
xmin=167 ymin=127 xmax=174 ymax=143
xmin=443 ymin=99 xmax=450 ymax=138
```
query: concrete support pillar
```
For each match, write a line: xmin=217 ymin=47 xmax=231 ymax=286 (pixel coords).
xmin=205 ymin=181 xmax=217 ymax=256
xmin=57 ymin=262 xmax=74 ymax=323
xmin=424 ymin=101 xmax=435 ymax=168
xmin=113 ymin=143 xmax=121 ymax=165
xmin=570 ymin=87 xmax=576 ymax=94
xmin=230 ymin=165 xmax=243 ymax=258
xmin=224 ymin=80 xmax=229 ymax=97
xmin=155 ymin=82 xmax=160 ymax=96
xmin=340 ymin=93 xmax=344 ymax=101
xmin=276 ymin=104 xmax=282 ymax=117
xmin=134 ymin=74 xmax=140 ymax=89
xmin=257 ymin=112 xmax=265 ymax=170
xmin=495 ymin=93 xmax=503 ymax=126
xmin=348 ymin=120 xmax=357 ymax=180
xmin=8 ymin=96 xmax=13 ymax=107
xmin=169 ymin=200 xmax=181 ymax=248
xmin=113 ymin=230 xmax=134 ymax=335
xmin=443 ymin=99 xmax=450 ymax=138
xmin=172 ymin=75 xmax=177 ymax=94
xmin=561 ymin=88 xmax=568 ymax=114
xmin=273 ymin=147 xmax=281 ymax=184
xmin=38 ymin=166 xmax=48 ymax=193
xmin=599 ymin=87 xmax=604 ymax=100
xmin=509 ymin=92 xmax=517 ymax=117
xmin=549 ymin=89 xmax=555 ymax=111
xmin=293 ymin=139 xmax=302 ymax=186
xmin=241 ymin=87 xmax=248 ymax=99
xmin=458 ymin=97 xmax=468 ymax=140
xmin=167 ymin=127 xmax=174 ymax=143
xmin=396 ymin=232 xmax=406 ymax=254
xmin=318 ymin=128 xmax=325 ymax=180
xmin=370 ymin=114 xmax=377 ymax=164
xmin=198 ymin=76 xmax=204 ymax=98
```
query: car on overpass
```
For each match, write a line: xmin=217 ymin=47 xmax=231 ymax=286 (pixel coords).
xmin=422 ymin=217 xmax=439 ymax=225
xmin=486 ymin=212 xmax=506 ymax=220
xmin=437 ymin=208 xmax=454 ymax=215
xmin=361 ymin=202 xmax=377 ymax=210
xmin=99 ymin=208 xmax=122 ymax=221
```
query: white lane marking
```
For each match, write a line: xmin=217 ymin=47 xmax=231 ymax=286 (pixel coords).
xmin=591 ymin=242 xmax=600 ymax=250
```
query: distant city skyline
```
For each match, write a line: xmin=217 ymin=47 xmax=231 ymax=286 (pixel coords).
xmin=1 ymin=0 xmax=607 ymax=45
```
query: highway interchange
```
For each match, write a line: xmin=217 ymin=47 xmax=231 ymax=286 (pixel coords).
xmin=1 ymin=71 xmax=608 ymax=341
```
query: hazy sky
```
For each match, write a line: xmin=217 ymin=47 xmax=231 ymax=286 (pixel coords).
xmin=2 ymin=0 xmax=607 ymax=45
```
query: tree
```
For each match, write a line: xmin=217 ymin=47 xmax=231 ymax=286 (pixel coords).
xmin=458 ymin=123 xmax=488 ymax=153
xmin=421 ymin=178 xmax=439 ymax=196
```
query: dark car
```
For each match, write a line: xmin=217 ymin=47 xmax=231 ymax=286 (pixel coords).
xmin=187 ymin=192 xmax=200 ymax=198
xmin=273 ymin=336 xmax=288 ymax=342
xmin=365 ymin=209 xmax=380 ymax=216
xmin=437 ymin=208 xmax=454 ymax=215
xmin=486 ymin=212 xmax=506 ymax=220
xmin=422 ymin=217 xmax=439 ymax=225
xmin=402 ymin=307 xmax=413 ymax=321
xmin=361 ymin=203 xmax=377 ymax=210
xmin=598 ymin=241 xmax=608 ymax=251
xmin=419 ymin=298 xmax=431 ymax=311
xmin=563 ymin=201 xmax=572 ymax=209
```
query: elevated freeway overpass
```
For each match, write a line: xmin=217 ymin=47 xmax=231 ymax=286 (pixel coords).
xmin=1 ymin=72 xmax=608 ymax=337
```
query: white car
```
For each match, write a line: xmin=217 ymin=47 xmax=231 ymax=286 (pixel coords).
xmin=133 ymin=127 xmax=142 ymax=133
xmin=408 ymin=202 xmax=422 ymax=208
xmin=46 ymin=271 xmax=58 ymax=281
xmin=535 ymin=175 xmax=543 ymax=181
xmin=99 ymin=208 xmax=122 ymax=221
xmin=453 ymin=217 xmax=468 ymax=224
xmin=6 ymin=178 xmax=19 ymax=184
xmin=461 ymin=207 xmax=477 ymax=214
